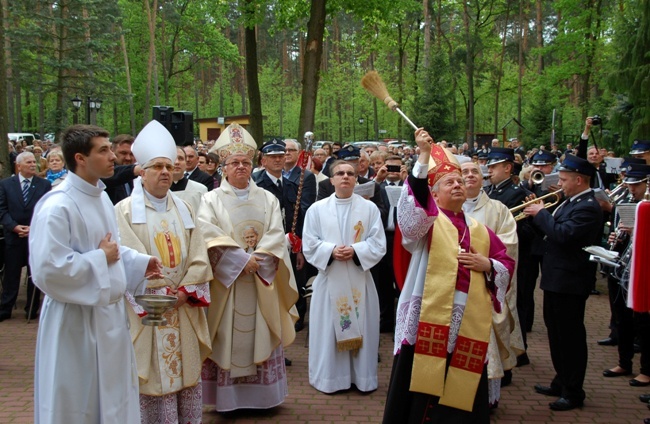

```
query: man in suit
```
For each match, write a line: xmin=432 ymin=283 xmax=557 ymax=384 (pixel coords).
xmin=103 ymin=134 xmax=140 ymax=205
xmin=0 ymin=152 xmax=52 ymax=321
xmin=357 ymin=151 xmax=376 ymax=180
xmin=170 ymin=146 xmax=207 ymax=213
xmin=276 ymin=138 xmax=317 ymax=331
xmin=512 ymin=138 xmax=526 ymax=158
xmin=184 ymin=145 xmax=214 ymax=191
xmin=373 ymin=155 xmax=405 ymax=332
xmin=524 ymin=154 xmax=603 ymax=411
xmin=317 ymin=145 xmax=388 ymax=224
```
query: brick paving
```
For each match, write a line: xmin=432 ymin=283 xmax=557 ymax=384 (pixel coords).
xmin=1 ymin=274 xmax=647 ymax=423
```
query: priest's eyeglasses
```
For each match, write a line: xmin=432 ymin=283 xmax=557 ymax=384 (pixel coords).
xmin=144 ymin=162 xmax=174 ymax=172
xmin=333 ymin=170 xmax=356 ymax=177
xmin=226 ymin=160 xmax=253 ymax=168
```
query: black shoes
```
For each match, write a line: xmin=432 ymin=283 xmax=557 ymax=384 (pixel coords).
xmin=0 ymin=314 xmax=10 ymax=322
xmin=597 ymin=337 xmax=618 ymax=346
xmin=501 ymin=370 xmax=513 ymax=387
xmin=549 ymin=397 xmax=583 ymax=411
xmin=603 ymin=368 xmax=632 ymax=377
xmin=517 ymin=353 xmax=530 ymax=367
xmin=591 ymin=289 xmax=601 ymax=295
xmin=639 ymin=394 xmax=650 ymax=403
xmin=534 ymin=384 xmax=561 ymax=397
xmin=294 ymin=319 xmax=304 ymax=332
xmin=630 ymin=379 xmax=650 ymax=387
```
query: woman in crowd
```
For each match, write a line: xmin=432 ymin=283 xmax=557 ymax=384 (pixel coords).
xmin=206 ymin=152 xmax=221 ymax=189
xmin=44 ymin=150 xmax=67 ymax=187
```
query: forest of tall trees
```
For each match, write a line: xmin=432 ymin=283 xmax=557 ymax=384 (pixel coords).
xmin=2 ymin=0 xmax=649 ymax=154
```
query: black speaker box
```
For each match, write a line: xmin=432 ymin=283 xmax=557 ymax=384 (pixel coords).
xmin=153 ymin=106 xmax=173 ymax=128
xmin=170 ymin=111 xmax=194 ymax=146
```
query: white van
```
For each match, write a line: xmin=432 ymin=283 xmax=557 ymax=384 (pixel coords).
xmin=8 ymin=133 xmax=36 ymax=145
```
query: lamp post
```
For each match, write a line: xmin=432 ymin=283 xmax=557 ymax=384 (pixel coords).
xmin=359 ymin=117 xmax=369 ymax=140
xmin=70 ymin=96 xmax=102 ymax=124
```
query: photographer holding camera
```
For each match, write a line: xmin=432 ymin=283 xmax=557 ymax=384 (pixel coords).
xmin=578 ymin=116 xmax=617 ymax=298
xmin=579 ymin=116 xmax=617 ymax=192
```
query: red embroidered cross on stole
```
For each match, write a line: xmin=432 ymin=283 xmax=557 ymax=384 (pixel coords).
xmin=451 ymin=335 xmax=488 ymax=374
xmin=415 ymin=322 xmax=448 ymax=358
xmin=409 ymin=212 xmax=493 ymax=412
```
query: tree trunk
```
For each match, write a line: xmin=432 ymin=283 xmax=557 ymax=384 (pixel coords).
xmin=297 ymin=0 xmax=327 ymax=141
xmin=517 ymin=0 xmax=524 ymax=140
xmin=0 ymin=0 xmax=10 ymax=177
xmin=397 ymin=23 xmax=405 ymax=141
xmin=2 ymin=0 xmax=14 ymax=133
xmin=15 ymin=83 xmax=22 ymax=131
xmin=423 ymin=0 xmax=431 ymax=68
xmin=494 ymin=3 xmax=511 ymax=135
xmin=120 ymin=33 xmax=136 ymax=134
xmin=536 ymin=0 xmax=544 ymax=73
xmin=143 ymin=0 xmax=158 ymax=126
xmin=462 ymin=2 xmax=475 ymax=144
xmin=244 ymin=0 xmax=263 ymax=145
xmin=238 ymin=24 xmax=247 ymax=115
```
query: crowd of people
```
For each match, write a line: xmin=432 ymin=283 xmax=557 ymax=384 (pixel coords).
xmin=0 ymin=119 xmax=649 ymax=423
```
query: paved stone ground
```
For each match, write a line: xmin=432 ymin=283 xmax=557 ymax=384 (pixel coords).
xmin=1 ymin=273 xmax=647 ymax=423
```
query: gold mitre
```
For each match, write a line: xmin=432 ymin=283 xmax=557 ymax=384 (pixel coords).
xmin=210 ymin=123 xmax=257 ymax=162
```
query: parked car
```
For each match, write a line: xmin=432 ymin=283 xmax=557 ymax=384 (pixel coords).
xmin=8 ymin=133 xmax=36 ymax=145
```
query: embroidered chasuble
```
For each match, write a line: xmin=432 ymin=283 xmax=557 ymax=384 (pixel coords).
xmin=411 ymin=212 xmax=492 ymax=412
xmin=116 ymin=196 xmax=212 ymax=397
xmin=199 ymin=181 xmax=298 ymax=376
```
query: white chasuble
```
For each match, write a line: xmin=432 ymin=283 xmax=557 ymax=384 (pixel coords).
xmin=302 ymin=194 xmax=386 ymax=393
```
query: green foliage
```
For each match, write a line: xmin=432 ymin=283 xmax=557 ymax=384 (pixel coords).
xmin=413 ymin=51 xmax=458 ymax=141
xmin=1 ymin=0 xmax=644 ymax=152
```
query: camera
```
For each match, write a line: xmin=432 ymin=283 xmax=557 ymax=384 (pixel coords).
xmin=590 ymin=115 xmax=602 ymax=126
xmin=386 ymin=165 xmax=401 ymax=173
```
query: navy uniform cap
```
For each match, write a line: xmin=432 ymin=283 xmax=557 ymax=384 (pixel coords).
xmin=558 ymin=154 xmax=595 ymax=178
xmin=623 ymin=163 xmax=650 ymax=184
xmin=621 ymin=157 xmax=646 ymax=169
xmin=487 ymin=147 xmax=515 ymax=166
xmin=337 ymin=144 xmax=361 ymax=161
xmin=531 ymin=150 xmax=558 ymax=165
xmin=629 ymin=139 xmax=650 ymax=155
xmin=260 ymin=139 xmax=286 ymax=155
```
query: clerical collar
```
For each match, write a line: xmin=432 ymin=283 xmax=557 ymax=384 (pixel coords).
xmin=334 ymin=195 xmax=354 ymax=204
xmin=143 ymin=189 xmax=168 ymax=213
xmin=466 ymin=193 xmax=480 ymax=204
xmin=439 ymin=207 xmax=465 ymax=218
xmin=68 ymin=171 xmax=106 ymax=196
xmin=231 ymin=184 xmax=250 ymax=200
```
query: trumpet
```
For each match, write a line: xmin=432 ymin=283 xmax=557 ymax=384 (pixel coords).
xmin=510 ymin=189 xmax=564 ymax=221
xmin=608 ymin=183 xmax=628 ymax=204
xmin=531 ymin=169 xmax=545 ymax=184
